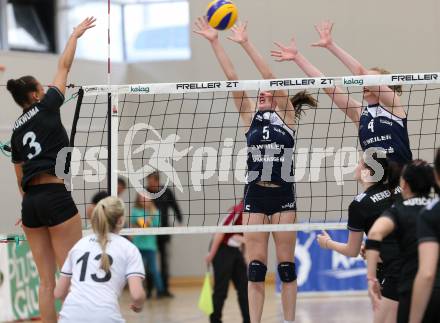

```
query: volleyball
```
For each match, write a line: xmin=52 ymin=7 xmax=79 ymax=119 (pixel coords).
xmin=206 ymin=0 xmax=238 ymax=30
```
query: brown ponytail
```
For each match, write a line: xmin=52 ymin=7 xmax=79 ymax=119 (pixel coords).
xmin=91 ymin=196 xmax=125 ymax=273
xmin=6 ymin=76 xmax=39 ymax=108
xmin=290 ymin=90 xmax=318 ymax=123
xmin=370 ymin=67 xmax=403 ymax=96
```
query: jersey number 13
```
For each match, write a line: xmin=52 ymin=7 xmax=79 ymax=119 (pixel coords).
xmin=77 ymin=252 xmax=114 ymax=283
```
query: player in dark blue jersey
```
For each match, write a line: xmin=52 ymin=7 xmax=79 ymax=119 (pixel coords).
xmin=409 ymin=149 xmax=440 ymax=323
xmin=194 ymin=17 xmax=317 ymax=323
xmin=317 ymin=153 xmax=401 ymax=323
xmin=271 ymin=20 xmax=412 ymax=165
xmin=365 ymin=160 xmax=437 ymax=323
xmin=7 ymin=17 xmax=95 ymax=323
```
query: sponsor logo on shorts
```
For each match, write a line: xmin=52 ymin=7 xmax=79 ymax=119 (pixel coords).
xmin=245 ymin=205 xmax=251 ymax=211
xmin=281 ymin=202 xmax=295 ymax=209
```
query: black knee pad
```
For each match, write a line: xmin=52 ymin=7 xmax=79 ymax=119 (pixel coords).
xmin=278 ymin=262 xmax=297 ymax=283
xmin=248 ymin=260 xmax=267 ymax=282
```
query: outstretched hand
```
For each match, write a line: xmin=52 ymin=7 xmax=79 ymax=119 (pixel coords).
xmin=316 ymin=230 xmax=331 ymax=249
xmin=193 ymin=16 xmax=218 ymax=42
xmin=0 ymin=64 xmax=5 ymax=72
xmin=227 ymin=21 xmax=249 ymax=44
xmin=271 ymin=37 xmax=299 ymax=62
xmin=72 ymin=17 xmax=96 ymax=39
xmin=311 ymin=20 xmax=334 ymax=48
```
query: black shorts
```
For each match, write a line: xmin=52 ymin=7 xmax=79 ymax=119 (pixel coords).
xmin=376 ymin=263 xmax=399 ymax=301
xmin=22 ymin=184 xmax=78 ymax=228
xmin=398 ymin=288 xmax=440 ymax=323
xmin=243 ymin=183 xmax=296 ymax=216
xmin=380 ymin=276 xmax=399 ymax=301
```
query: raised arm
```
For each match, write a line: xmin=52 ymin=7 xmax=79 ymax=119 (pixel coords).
xmin=227 ymin=22 xmax=294 ymax=123
xmin=271 ymin=37 xmax=361 ymax=123
xmin=53 ymin=17 xmax=96 ymax=95
xmin=312 ymin=20 xmax=404 ymax=115
xmin=193 ymin=17 xmax=253 ymax=127
xmin=365 ymin=217 xmax=395 ymax=311
xmin=409 ymin=242 xmax=439 ymax=323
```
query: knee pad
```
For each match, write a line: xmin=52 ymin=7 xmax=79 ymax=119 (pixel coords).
xmin=248 ymin=260 xmax=267 ymax=282
xmin=278 ymin=262 xmax=297 ymax=283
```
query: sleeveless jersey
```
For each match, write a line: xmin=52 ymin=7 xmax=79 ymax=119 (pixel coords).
xmin=246 ymin=110 xmax=295 ymax=184
xmin=359 ymin=104 xmax=412 ymax=165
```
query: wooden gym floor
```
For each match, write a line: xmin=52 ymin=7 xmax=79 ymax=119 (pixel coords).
xmin=23 ymin=285 xmax=373 ymax=323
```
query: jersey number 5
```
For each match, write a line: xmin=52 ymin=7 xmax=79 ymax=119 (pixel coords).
xmin=262 ymin=126 xmax=270 ymax=140
xmin=23 ymin=131 xmax=42 ymax=159
xmin=77 ymin=252 xmax=114 ymax=283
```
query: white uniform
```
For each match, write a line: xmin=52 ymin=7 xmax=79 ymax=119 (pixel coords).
xmin=59 ymin=233 xmax=145 ymax=323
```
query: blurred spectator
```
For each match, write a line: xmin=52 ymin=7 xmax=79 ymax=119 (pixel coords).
xmin=117 ymin=176 xmax=127 ymax=196
xmin=86 ymin=177 xmax=127 ymax=221
xmin=205 ymin=201 xmax=250 ymax=323
xmin=131 ymin=193 xmax=165 ymax=298
xmin=86 ymin=191 xmax=109 ymax=220
xmin=146 ymin=171 xmax=183 ymax=297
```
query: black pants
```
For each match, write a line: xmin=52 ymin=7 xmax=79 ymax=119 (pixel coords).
xmin=398 ymin=288 xmax=440 ymax=323
xmin=210 ymin=244 xmax=250 ymax=323
xmin=157 ymin=235 xmax=170 ymax=292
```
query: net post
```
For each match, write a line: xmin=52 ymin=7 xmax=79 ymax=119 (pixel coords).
xmin=109 ymin=91 xmax=119 ymax=196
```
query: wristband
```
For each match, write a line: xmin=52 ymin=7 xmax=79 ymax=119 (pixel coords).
xmin=365 ymin=239 xmax=381 ymax=251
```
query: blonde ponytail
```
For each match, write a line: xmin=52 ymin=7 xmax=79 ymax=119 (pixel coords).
xmin=91 ymin=196 xmax=125 ymax=273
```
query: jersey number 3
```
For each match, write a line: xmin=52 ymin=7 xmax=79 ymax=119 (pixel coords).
xmin=23 ymin=131 xmax=42 ymax=159
xmin=77 ymin=252 xmax=114 ymax=283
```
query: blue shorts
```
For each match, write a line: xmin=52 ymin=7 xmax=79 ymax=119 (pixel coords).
xmin=243 ymin=183 xmax=296 ymax=216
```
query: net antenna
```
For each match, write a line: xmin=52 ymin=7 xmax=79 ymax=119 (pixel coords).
xmin=74 ymin=72 xmax=440 ymax=235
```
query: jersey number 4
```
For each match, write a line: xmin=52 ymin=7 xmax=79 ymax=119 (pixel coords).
xmin=77 ymin=252 xmax=114 ymax=283
xmin=368 ymin=120 xmax=374 ymax=133
xmin=23 ymin=131 xmax=42 ymax=159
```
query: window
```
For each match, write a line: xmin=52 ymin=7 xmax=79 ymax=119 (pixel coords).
xmin=58 ymin=0 xmax=190 ymax=62
xmin=58 ymin=2 xmax=124 ymax=62
xmin=124 ymin=1 xmax=190 ymax=62
xmin=6 ymin=3 xmax=50 ymax=52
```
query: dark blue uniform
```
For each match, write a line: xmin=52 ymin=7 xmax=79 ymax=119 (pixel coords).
xmin=243 ymin=110 xmax=296 ymax=215
xmin=359 ymin=104 xmax=412 ymax=165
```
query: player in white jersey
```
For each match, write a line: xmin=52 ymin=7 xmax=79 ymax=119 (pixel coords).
xmin=54 ymin=197 xmax=146 ymax=323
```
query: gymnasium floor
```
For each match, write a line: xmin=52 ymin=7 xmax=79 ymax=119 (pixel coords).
xmin=24 ymin=286 xmax=373 ymax=323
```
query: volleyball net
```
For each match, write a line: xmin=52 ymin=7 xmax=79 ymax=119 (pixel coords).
xmin=66 ymin=72 xmax=440 ymax=235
